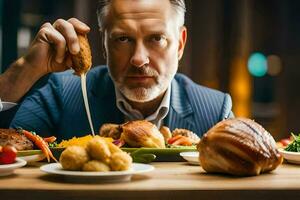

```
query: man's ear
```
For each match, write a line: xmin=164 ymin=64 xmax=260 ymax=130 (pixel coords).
xmin=178 ymin=26 xmax=187 ymax=60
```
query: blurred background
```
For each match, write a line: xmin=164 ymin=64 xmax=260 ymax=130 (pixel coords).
xmin=1 ymin=0 xmax=300 ymax=140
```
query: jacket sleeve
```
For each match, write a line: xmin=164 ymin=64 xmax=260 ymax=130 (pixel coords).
xmin=219 ymin=93 xmax=234 ymax=120
xmin=9 ymin=75 xmax=62 ymax=137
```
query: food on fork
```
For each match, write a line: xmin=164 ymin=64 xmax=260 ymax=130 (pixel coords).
xmin=198 ymin=118 xmax=283 ymax=176
xmin=71 ymin=34 xmax=92 ymax=75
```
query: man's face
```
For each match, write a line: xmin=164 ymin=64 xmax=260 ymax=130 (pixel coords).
xmin=104 ymin=0 xmax=187 ymax=102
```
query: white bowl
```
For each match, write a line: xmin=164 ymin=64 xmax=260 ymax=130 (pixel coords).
xmin=278 ymin=148 xmax=300 ymax=164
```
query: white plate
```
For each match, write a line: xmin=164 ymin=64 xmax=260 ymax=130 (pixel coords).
xmin=0 ymin=158 xmax=27 ymax=176
xmin=40 ymin=163 xmax=154 ymax=182
xmin=278 ymin=148 xmax=300 ymax=164
xmin=18 ymin=154 xmax=46 ymax=163
xmin=179 ymin=151 xmax=200 ymax=165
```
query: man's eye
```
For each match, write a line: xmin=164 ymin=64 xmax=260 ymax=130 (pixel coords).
xmin=152 ymin=36 xmax=163 ymax=42
xmin=117 ymin=36 xmax=130 ymax=43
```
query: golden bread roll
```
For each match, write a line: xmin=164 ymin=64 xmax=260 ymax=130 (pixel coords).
xmin=71 ymin=34 xmax=92 ymax=75
xmin=121 ymin=120 xmax=166 ymax=148
xmin=197 ymin=118 xmax=283 ymax=176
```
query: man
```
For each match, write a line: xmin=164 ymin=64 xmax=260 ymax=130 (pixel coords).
xmin=10 ymin=0 xmax=233 ymax=140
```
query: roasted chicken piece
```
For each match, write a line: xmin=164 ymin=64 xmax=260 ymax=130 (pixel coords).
xmin=197 ymin=118 xmax=283 ymax=176
xmin=0 ymin=129 xmax=33 ymax=150
xmin=172 ymin=128 xmax=200 ymax=144
xmin=71 ymin=34 xmax=92 ymax=75
xmin=99 ymin=123 xmax=122 ymax=139
xmin=121 ymin=120 xmax=166 ymax=148
xmin=159 ymin=126 xmax=172 ymax=141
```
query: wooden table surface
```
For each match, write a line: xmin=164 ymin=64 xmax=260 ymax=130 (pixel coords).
xmin=1 ymin=162 xmax=300 ymax=200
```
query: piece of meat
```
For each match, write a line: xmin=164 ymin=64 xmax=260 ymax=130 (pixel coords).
xmin=197 ymin=118 xmax=283 ymax=176
xmin=99 ymin=123 xmax=122 ymax=139
xmin=172 ymin=128 xmax=200 ymax=144
xmin=71 ymin=34 xmax=92 ymax=75
xmin=121 ymin=120 xmax=166 ymax=148
xmin=0 ymin=129 xmax=34 ymax=151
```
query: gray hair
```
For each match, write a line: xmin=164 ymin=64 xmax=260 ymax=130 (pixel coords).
xmin=96 ymin=0 xmax=186 ymax=31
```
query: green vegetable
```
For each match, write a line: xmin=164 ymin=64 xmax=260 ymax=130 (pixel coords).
xmin=48 ymin=142 xmax=58 ymax=148
xmin=284 ymin=133 xmax=300 ymax=152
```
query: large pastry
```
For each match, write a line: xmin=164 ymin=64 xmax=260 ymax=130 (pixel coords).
xmin=121 ymin=120 xmax=166 ymax=148
xmin=197 ymin=118 xmax=283 ymax=176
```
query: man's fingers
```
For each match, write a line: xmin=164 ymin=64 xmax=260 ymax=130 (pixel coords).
xmin=38 ymin=23 xmax=67 ymax=63
xmin=68 ymin=18 xmax=90 ymax=34
xmin=53 ymin=19 xmax=80 ymax=55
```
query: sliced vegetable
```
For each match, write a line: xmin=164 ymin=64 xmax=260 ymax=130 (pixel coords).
xmin=285 ymin=133 xmax=300 ymax=152
xmin=19 ymin=129 xmax=58 ymax=162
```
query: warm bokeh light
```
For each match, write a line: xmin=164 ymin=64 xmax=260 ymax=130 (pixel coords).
xmin=267 ymin=55 xmax=282 ymax=76
xmin=230 ymin=58 xmax=252 ymax=117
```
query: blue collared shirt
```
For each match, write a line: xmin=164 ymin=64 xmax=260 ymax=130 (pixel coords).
xmin=115 ymin=86 xmax=171 ymax=128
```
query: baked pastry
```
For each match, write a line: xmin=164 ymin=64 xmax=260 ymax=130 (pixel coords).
xmin=197 ymin=118 xmax=283 ymax=176
xmin=71 ymin=34 xmax=92 ymax=75
xmin=121 ymin=120 xmax=166 ymax=148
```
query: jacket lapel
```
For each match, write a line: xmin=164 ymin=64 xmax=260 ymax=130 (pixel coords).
xmin=164 ymin=78 xmax=196 ymax=132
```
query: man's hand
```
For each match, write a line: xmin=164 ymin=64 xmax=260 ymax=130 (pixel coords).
xmin=0 ymin=18 xmax=90 ymax=103
xmin=24 ymin=18 xmax=90 ymax=76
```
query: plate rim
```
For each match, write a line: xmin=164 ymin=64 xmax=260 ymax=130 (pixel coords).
xmin=40 ymin=163 xmax=154 ymax=177
xmin=0 ymin=158 xmax=27 ymax=170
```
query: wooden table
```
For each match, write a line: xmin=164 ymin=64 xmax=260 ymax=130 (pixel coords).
xmin=1 ymin=162 xmax=300 ymax=200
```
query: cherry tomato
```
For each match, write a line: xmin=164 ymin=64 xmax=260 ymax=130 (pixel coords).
xmin=0 ymin=145 xmax=17 ymax=164
xmin=280 ymin=138 xmax=291 ymax=146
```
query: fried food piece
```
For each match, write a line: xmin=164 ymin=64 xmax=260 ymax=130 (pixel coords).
xmin=109 ymin=151 xmax=132 ymax=171
xmin=99 ymin=123 xmax=122 ymax=139
xmin=60 ymin=146 xmax=89 ymax=170
xmin=82 ymin=160 xmax=110 ymax=172
xmin=86 ymin=136 xmax=111 ymax=163
xmin=106 ymin=141 xmax=123 ymax=154
xmin=71 ymin=34 xmax=92 ymax=75
xmin=121 ymin=120 xmax=166 ymax=148
xmin=198 ymin=118 xmax=283 ymax=176
xmin=172 ymin=128 xmax=200 ymax=144
xmin=159 ymin=126 xmax=172 ymax=141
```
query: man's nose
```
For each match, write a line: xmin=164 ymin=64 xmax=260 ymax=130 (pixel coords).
xmin=130 ymin=42 xmax=150 ymax=67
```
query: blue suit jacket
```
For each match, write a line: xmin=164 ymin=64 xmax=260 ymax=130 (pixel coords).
xmin=10 ymin=66 xmax=233 ymax=140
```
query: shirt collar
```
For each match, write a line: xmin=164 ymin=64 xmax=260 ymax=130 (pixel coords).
xmin=115 ymin=86 xmax=171 ymax=127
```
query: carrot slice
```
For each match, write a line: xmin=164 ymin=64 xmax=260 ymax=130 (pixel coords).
xmin=20 ymin=129 xmax=58 ymax=162
xmin=172 ymin=136 xmax=193 ymax=146
xmin=43 ymin=136 xmax=57 ymax=143
xmin=167 ymin=135 xmax=183 ymax=144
